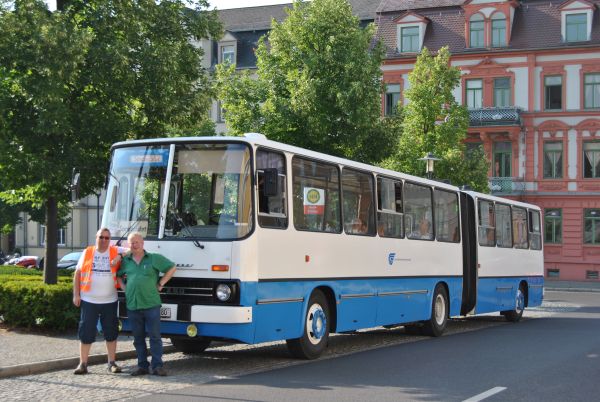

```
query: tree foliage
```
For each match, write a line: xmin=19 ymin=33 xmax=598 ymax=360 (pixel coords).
xmin=0 ymin=0 xmax=221 ymax=282
xmin=383 ymin=47 xmax=489 ymax=191
xmin=216 ymin=0 xmax=394 ymax=164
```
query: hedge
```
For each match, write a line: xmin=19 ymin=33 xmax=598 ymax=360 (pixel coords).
xmin=0 ymin=266 xmax=78 ymax=330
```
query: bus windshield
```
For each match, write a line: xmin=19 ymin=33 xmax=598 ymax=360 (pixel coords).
xmin=102 ymin=142 xmax=253 ymax=240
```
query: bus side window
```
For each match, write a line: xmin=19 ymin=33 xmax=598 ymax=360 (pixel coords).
xmin=256 ymin=149 xmax=287 ymax=229
xmin=404 ymin=182 xmax=434 ymax=240
xmin=342 ymin=168 xmax=375 ymax=236
xmin=529 ymin=210 xmax=542 ymax=250
xmin=292 ymin=157 xmax=341 ymax=233
xmin=478 ymin=200 xmax=495 ymax=247
xmin=512 ymin=206 xmax=529 ymax=249
xmin=434 ymin=189 xmax=460 ymax=243
xmin=495 ymin=203 xmax=513 ymax=248
xmin=376 ymin=176 xmax=403 ymax=238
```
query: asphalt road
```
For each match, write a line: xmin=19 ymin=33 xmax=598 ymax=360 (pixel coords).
xmin=137 ymin=291 xmax=600 ymax=402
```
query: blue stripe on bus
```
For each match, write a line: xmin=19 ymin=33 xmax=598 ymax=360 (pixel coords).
xmin=475 ymin=276 xmax=544 ymax=314
xmin=119 ymin=275 xmax=542 ymax=344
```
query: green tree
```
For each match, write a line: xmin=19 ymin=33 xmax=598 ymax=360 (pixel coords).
xmin=0 ymin=0 xmax=221 ymax=283
xmin=383 ymin=47 xmax=489 ymax=192
xmin=216 ymin=0 xmax=394 ymax=164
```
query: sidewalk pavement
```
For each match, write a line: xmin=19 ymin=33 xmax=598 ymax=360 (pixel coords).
xmin=0 ymin=328 xmax=174 ymax=379
xmin=0 ymin=280 xmax=598 ymax=379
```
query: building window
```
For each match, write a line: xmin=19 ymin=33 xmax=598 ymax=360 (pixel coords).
xmin=565 ymin=13 xmax=587 ymax=42
xmin=221 ymin=45 xmax=235 ymax=64
xmin=384 ymin=84 xmax=401 ymax=116
xmin=583 ymin=209 xmax=600 ymax=244
xmin=493 ymin=142 xmax=512 ymax=177
xmin=543 ymin=141 xmax=563 ymax=179
xmin=547 ymin=268 xmax=560 ymax=278
xmin=584 ymin=73 xmax=600 ymax=109
xmin=400 ymin=26 xmax=419 ymax=53
xmin=544 ymin=76 xmax=562 ymax=110
xmin=544 ymin=209 xmax=562 ymax=244
xmin=469 ymin=14 xmax=485 ymax=48
xmin=587 ymin=270 xmax=599 ymax=280
xmin=466 ymin=79 xmax=483 ymax=109
xmin=491 ymin=15 xmax=507 ymax=47
xmin=583 ymin=141 xmax=600 ymax=178
xmin=493 ymin=77 xmax=511 ymax=107
xmin=40 ymin=225 xmax=66 ymax=246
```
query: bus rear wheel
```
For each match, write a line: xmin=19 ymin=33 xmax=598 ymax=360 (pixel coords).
xmin=170 ymin=337 xmax=211 ymax=354
xmin=286 ymin=290 xmax=330 ymax=360
xmin=503 ymin=284 xmax=526 ymax=322
xmin=422 ymin=284 xmax=448 ymax=337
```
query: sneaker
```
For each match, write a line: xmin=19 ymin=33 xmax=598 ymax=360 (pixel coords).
xmin=107 ymin=362 xmax=122 ymax=374
xmin=153 ymin=367 xmax=167 ymax=376
xmin=130 ymin=367 xmax=150 ymax=376
xmin=73 ymin=363 xmax=88 ymax=375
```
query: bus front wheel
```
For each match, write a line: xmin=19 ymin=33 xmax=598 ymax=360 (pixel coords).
xmin=170 ymin=337 xmax=211 ymax=354
xmin=286 ymin=290 xmax=330 ymax=360
xmin=422 ymin=284 xmax=448 ymax=337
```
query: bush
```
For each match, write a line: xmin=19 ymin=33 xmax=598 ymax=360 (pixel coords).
xmin=0 ymin=268 xmax=78 ymax=330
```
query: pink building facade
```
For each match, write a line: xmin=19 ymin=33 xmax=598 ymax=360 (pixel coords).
xmin=378 ymin=0 xmax=600 ymax=281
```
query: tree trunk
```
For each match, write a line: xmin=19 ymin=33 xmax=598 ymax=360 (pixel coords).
xmin=43 ymin=197 xmax=58 ymax=285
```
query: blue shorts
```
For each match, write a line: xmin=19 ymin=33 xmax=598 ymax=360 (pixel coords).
xmin=78 ymin=300 xmax=119 ymax=344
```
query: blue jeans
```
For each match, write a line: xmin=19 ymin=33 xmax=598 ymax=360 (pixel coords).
xmin=128 ymin=306 xmax=163 ymax=370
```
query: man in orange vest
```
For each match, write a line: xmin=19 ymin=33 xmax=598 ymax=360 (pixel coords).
xmin=72 ymin=227 xmax=128 ymax=375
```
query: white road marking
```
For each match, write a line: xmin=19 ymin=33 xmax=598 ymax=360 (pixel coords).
xmin=462 ymin=386 xmax=507 ymax=402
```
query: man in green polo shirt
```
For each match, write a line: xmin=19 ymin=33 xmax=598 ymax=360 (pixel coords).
xmin=116 ymin=231 xmax=176 ymax=376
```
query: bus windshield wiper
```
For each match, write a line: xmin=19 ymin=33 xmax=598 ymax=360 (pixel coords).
xmin=171 ymin=211 xmax=204 ymax=249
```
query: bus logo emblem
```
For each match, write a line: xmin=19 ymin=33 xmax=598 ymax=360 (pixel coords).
xmin=388 ymin=253 xmax=396 ymax=266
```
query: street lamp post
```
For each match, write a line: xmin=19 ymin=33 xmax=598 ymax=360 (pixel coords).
xmin=418 ymin=152 xmax=441 ymax=180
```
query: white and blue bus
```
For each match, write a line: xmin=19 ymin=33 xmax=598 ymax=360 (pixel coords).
xmin=102 ymin=134 xmax=543 ymax=359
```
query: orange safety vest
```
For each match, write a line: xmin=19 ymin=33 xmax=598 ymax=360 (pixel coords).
xmin=79 ymin=246 xmax=120 ymax=292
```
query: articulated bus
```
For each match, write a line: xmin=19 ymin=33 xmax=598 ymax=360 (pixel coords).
xmin=102 ymin=133 xmax=543 ymax=359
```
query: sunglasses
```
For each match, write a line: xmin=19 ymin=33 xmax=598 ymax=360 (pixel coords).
xmin=98 ymin=236 xmax=110 ymax=240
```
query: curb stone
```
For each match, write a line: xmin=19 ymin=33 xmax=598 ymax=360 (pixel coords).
xmin=0 ymin=346 xmax=176 ymax=379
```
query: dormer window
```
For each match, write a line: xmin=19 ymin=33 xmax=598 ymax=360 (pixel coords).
xmin=469 ymin=14 xmax=485 ymax=48
xmin=566 ymin=13 xmax=587 ymax=41
xmin=401 ymin=27 xmax=419 ymax=52
xmin=394 ymin=12 xmax=429 ymax=54
xmin=221 ymin=45 xmax=235 ymax=64
xmin=560 ymin=0 xmax=596 ymax=43
xmin=491 ymin=14 xmax=507 ymax=47
xmin=218 ymin=32 xmax=237 ymax=65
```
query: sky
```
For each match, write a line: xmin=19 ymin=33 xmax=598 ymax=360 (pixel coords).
xmin=45 ymin=1 xmax=295 ymax=11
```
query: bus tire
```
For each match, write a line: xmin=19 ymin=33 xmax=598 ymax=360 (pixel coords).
xmin=171 ymin=337 xmax=211 ymax=354
xmin=422 ymin=284 xmax=448 ymax=337
xmin=286 ymin=290 xmax=330 ymax=360
xmin=503 ymin=284 xmax=526 ymax=322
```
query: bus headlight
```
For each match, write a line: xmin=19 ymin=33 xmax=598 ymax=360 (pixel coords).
xmin=216 ymin=283 xmax=232 ymax=302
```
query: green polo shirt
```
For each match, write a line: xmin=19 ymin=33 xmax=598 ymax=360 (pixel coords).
xmin=117 ymin=251 xmax=174 ymax=311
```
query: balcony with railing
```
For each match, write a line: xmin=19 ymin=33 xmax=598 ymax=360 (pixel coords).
xmin=489 ymin=177 xmax=525 ymax=195
xmin=469 ymin=107 xmax=522 ymax=127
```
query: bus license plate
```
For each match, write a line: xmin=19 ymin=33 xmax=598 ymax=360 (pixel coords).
xmin=160 ymin=304 xmax=177 ymax=321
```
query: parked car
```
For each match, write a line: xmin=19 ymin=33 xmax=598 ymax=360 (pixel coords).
xmin=14 ymin=256 xmax=42 ymax=268
xmin=57 ymin=250 xmax=84 ymax=270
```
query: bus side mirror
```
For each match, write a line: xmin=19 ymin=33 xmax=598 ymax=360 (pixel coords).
xmin=71 ymin=169 xmax=81 ymax=202
xmin=263 ymin=168 xmax=279 ymax=197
